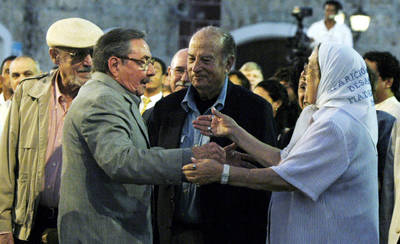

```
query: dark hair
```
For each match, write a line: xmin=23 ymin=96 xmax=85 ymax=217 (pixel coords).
xmin=1 ymin=55 xmax=17 ymax=73
xmin=194 ymin=26 xmax=236 ymax=61
xmin=256 ymin=78 xmax=290 ymax=133
xmin=256 ymin=79 xmax=289 ymax=106
xmin=366 ymin=65 xmax=378 ymax=95
xmin=153 ymin=57 xmax=167 ymax=74
xmin=228 ymin=70 xmax=250 ymax=89
xmin=93 ymin=28 xmax=145 ymax=73
xmin=324 ymin=1 xmax=342 ymax=13
xmin=363 ymin=51 xmax=400 ymax=99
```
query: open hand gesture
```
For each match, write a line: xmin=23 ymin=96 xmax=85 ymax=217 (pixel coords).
xmin=192 ymin=107 xmax=239 ymax=140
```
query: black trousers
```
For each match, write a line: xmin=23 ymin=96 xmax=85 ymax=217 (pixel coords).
xmin=15 ymin=206 xmax=58 ymax=244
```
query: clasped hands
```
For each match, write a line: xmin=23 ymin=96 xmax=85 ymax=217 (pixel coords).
xmin=184 ymin=108 xmax=256 ymax=185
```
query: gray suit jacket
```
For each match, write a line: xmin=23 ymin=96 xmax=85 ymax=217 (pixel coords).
xmin=58 ymin=72 xmax=192 ymax=244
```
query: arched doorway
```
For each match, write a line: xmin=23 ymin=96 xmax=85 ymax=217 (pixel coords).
xmin=231 ymin=22 xmax=300 ymax=79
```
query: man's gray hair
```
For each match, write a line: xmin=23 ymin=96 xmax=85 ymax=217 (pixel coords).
xmin=194 ymin=26 xmax=236 ymax=61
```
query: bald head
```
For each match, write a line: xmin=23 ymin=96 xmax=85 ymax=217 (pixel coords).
xmin=10 ymin=56 xmax=41 ymax=91
xmin=169 ymin=48 xmax=190 ymax=92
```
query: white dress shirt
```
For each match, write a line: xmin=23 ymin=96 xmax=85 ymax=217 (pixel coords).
xmin=307 ymin=20 xmax=353 ymax=48
xmin=139 ymin=92 xmax=163 ymax=113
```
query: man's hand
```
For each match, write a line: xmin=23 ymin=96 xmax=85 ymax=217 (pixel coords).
xmin=224 ymin=143 xmax=258 ymax=169
xmin=182 ymin=158 xmax=223 ymax=185
xmin=192 ymin=142 xmax=226 ymax=163
xmin=0 ymin=233 xmax=14 ymax=244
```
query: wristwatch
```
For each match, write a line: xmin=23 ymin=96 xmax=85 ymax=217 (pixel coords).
xmin=220 ymin=164 xmax=230 ymax=184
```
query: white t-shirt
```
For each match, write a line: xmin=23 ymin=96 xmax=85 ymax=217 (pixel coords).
xmin=307 ymin=20 xmax=353 ymax=48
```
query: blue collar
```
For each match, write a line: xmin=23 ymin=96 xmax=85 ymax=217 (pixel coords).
xmin=181 ymin=77 xmax=228 ymax=114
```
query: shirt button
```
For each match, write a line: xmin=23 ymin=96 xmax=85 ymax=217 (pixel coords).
xmin=47 ymin=185 xmax=51 ymax=189
xmin=52 ymin=163 xmax=56 ymax=167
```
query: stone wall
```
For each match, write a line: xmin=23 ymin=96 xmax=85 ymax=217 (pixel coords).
xmin=0 ymin=0 xmax=398 ymax=71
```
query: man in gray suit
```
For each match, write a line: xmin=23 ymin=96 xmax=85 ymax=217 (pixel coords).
xmin=58 ymin=28 xmax=225 ymax=244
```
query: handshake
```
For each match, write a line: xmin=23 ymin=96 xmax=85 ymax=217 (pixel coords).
xmin=187 ymin=142 xmax=257 ymax=185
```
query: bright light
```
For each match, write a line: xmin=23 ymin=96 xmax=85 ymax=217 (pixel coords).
xmin=350 ymin=14 xmax=371 ymax=32
xmin=335 ymin=11 xmax=345 ymax=24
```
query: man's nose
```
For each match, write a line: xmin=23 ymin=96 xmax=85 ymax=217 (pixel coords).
xmin=82 ymin=54 xmax=93 ymax=66
xmin=146 ymin=63 xmax=155 ymax=76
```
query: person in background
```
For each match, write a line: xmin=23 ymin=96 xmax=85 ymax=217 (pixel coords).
xmin=367 ymin=66 xmax=397 ymax=244
xmin=139 ymin=57 xmax=166 ymax=114
xmin=168 ymin=48 xmax=191 ymax=93
xmin=228 ymin=70 xmax=250 ymax=89
xmin=273 ymin=66 xmax=301 ymax=129
xmin=0 ymin=18 xmax=103 ymax=244
xmin=9 ymin=56 xmax=41 ymax=92
xmin=307 ymin=0 xmax=353 ymax=47
xmin=189 ymin=43 xmax=379 ymax=243
xmin=254 ymin=79 xmax=292 ymax=148
xmin=0 ymin=56 xmax=16 ymax=137
xmin=239 ymin=61 xmax=264 ymax=90
xmin=364 ymin=51 xmax=400 ymax=244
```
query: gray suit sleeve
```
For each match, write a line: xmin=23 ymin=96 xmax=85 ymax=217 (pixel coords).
xmin=79 ymin=94 xmax=192 ymax=185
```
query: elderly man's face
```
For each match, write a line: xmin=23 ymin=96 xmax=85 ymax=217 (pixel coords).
xmin=116 ymin=39 xmax=155 ymax=96
xmin=188 ymin=32 xmax=232 ymax=100
xmin=304 ymin=49 xmax=320 ymax=106
xmin=169 ymin=49 xmax=190 ymax=92
xmin=54 ymin=47 xmax=93 ymax=89
xmin=9 ymin=58 xmax=40 ymax=91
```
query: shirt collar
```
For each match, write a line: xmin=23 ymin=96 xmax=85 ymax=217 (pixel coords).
xmin=181 ymin=77 xmax=228 ymax=113
xmin=141 ymin=91 xmax=163 ymax=101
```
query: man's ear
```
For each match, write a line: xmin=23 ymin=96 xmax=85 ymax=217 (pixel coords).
xmin=225 ymin=55 xmax=235 ymax=73
xmin=108 ymin=56 xmax=121 ymax=79
xmin=384 ymin=77 xmax=394 ymax=89
xmin=167 ymin=66 xmax=172 ymax=77
xmin=49 ymin=48 xmax=59 ymax=65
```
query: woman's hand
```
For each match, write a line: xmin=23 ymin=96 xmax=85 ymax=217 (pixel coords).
xmin=192 ymin=107 xmax=239 ymax=140
xmin=182 ymin=158 xmax=223 ymax=185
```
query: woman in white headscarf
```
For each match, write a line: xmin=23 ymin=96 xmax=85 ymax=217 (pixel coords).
xmin=184 ymin=43 xmax=379 ymax=243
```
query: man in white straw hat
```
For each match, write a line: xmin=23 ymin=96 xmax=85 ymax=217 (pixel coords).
xmin=0 ymin=17 xmax=103 ymax=244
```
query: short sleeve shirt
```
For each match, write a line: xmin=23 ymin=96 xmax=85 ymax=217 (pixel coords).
xmin=268 ymin=107 xmax=379 ymax=243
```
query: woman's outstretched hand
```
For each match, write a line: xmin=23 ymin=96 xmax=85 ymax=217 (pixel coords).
xmin=192 ymin=107 xmax=239 ymax=140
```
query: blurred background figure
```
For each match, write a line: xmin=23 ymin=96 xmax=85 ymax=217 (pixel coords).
xmin=167 ymin=48 xmax=190 ymax=93
xmin=9 ymin=56 xmax=41 ymax=92
xmin=307 ymin=0 xmax=353 ymax=47
xmin=0 ymin=56 xmax=16 ymax=137
xmin=273 ymin=66 xmax=301 ymax=132
xmin=254 ymin=79 xmax=292 ymax=148
xmin=139 ymin=57 xmax=166 ymax=115
xmin=239 ymin=61 xmax=264 ymax=90
xmin=364 ymin=51 xmax=400 ymax=244
xmin=228 ymin=70 xmax=250 ymax=89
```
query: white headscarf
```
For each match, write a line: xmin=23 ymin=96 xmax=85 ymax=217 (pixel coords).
xmin=283 ymin=42 xmax=378 ymax=156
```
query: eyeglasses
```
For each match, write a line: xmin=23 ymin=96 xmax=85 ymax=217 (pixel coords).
xmin=57 ymin=47 xmax=93 ymax=61
xmin=117 ymin=56 xmax=155 ymax=71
